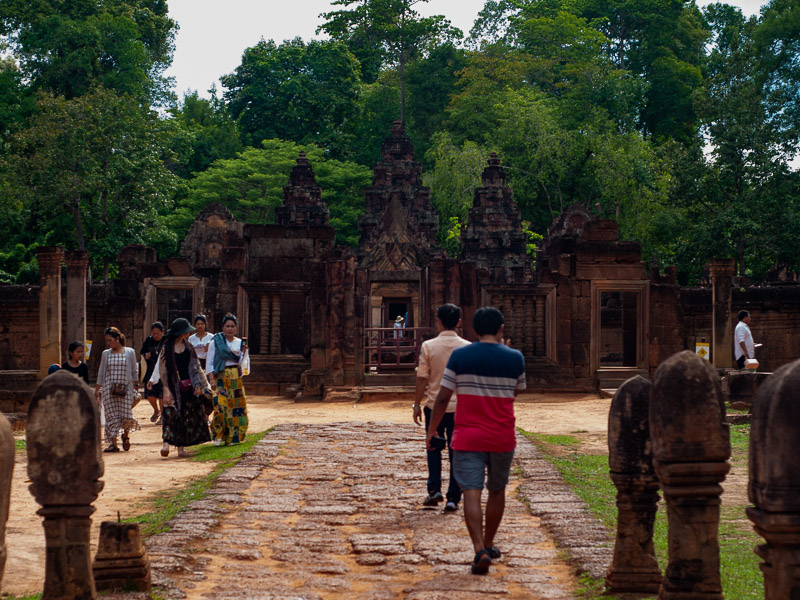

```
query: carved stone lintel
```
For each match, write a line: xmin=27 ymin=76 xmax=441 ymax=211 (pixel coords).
xmin=650 ymin=351 xmax=730 ymax=600
xmin=606 ymin=375 xmax=662 ymax=594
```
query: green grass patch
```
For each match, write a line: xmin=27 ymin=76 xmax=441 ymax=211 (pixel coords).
xmin=124 ymin=429 xmax=270 ymax=538
xmin=14 ymin=439 xmax=25 ymax=450
xmin=190 ymin=429 xmax=269 ymax=462
xmin=521 ymin=427 xmax=763 ymax=599
xmin=520 ymin=430 xmax=580 ymax=447
xmin=2 ymin=594 xmax=42 ymax=600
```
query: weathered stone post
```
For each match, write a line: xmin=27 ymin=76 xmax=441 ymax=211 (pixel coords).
xmin=93 ymin=521 xmax=151 ymax=592
xmin=36 ymin=246 xmax=64 ymax=378
xmin=650 ymin=351 xmax=730 ymax=599
xmin=27 ymin=370 xmax=104 ymax=600
xmin=747 ymin=358 xmax=800 ymax=599
xmin=0 ymin=414 xmax=14 ymax=584
xmin=709 ymin=259 xmax=736 ymax=369
xmin=65 ymin=250 xmax=89 ymax=352
xmin=605 ymin=375 xmax=662 ymax=593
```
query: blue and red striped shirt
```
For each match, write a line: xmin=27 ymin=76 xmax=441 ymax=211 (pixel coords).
xmin=440 ymin=342 xmax=526 ymax=452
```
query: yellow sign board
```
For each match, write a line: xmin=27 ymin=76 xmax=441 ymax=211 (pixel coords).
xmin=696 ymin=342 xmax=709 ymax=360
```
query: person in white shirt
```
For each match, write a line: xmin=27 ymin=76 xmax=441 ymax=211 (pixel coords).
xmin=206 ymin=313 xmax=249 ymax=445
xmin=187 ymin=314 xmax=213 ymax=370
xmin=734 ymin=310 xmax=756 ymax=370
xmin=413 ymin=304 xmax=470 ymax=512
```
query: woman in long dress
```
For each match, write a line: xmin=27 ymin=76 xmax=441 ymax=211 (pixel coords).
xmin=206 ymin=313 xmax=249 ymax=446
xmin=95 ymin=327 xmax=140 ymax=452
xmin=149 ymin=318 xmax=213 ymax=457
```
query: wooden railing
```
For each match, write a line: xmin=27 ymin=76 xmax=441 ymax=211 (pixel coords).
xmin=363 ymin=327 xmax=435 ymax=373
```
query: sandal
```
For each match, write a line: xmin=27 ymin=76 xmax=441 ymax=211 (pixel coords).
xmin=121 ymin=433 xmax=130 ymax=451
xmin=471 ymin=548 xmax=491 ymax=575
xmin=160 ymin=443 xmax=169 ymax=457
xmin=150 ymin=411 xmax=160 ymax=423
xmin=486 ymin=546 xmax=502 ymax=560
xmin=103 ymin=444 xmax=120 ymax=453
xmin=177 ymin=447 xmax=189 ymax=458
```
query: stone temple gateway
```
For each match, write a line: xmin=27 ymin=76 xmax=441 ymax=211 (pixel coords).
xmin=1 ymin=121 xmax=800 ymax=406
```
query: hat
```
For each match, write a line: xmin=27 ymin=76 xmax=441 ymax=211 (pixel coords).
xmin=47 ymin=364 xmax=61 ymax=375
xmin=167 ymin=317 xmax=196 ymax=337
xmin=395 ymin=315 xmax=404 ymax=323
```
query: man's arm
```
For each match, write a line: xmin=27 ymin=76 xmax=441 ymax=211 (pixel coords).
xmin=739 ymin=340 xmax=749 ymax=358
xmin=412 ymin=377 xmax=428 ymax=426
xmin=426 ymin=386 xmax=453 ymax=449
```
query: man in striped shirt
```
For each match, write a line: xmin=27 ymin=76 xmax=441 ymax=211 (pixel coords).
xmin=426 ymin=306 xmax=526 ymax=575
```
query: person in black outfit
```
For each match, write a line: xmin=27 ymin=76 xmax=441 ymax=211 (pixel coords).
xmin=140 ymin=321 xmax=165 ymax=422
xmin=61 ymin=340 xmax=90 ymax=384
xmin=147 ymin=318 xmax=212 ymax=457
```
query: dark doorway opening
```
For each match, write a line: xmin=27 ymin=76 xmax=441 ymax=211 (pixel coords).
xmin=599 ymin=291 xmax=638 ymax=367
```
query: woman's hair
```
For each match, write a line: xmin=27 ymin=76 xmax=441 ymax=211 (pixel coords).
xmin=194 ymin=314 xmax=207 ymax=326
xmin=67 ymin=341 xmax=83 ymax=355
xmin=151 ymin=321 xmax=164 ymax=332
xmin=222 ymin=313 xmax=237 ymax=326
xmin=104 ymin=326 xmax=126 ymax=346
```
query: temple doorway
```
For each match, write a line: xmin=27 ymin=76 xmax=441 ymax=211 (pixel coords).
xmin=599 ymin=291 xmax=638 ymax=367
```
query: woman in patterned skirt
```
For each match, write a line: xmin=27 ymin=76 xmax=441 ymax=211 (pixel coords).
xmin=206 ymin=313 xmax=249 ymax=446
xmin=148 ymin=318 xmax=212 ymax=457
xmin=95 ymin=327 xmax=140 ymax=452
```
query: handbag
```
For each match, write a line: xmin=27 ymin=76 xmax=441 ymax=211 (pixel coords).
xmin=179 ymin=378 xmax=193 ymax=392
xmin=111 ymin=382 xmax=127 ymax=396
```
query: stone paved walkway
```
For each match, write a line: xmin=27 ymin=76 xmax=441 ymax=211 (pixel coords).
xmin=146 ymin=422 xmax=612 ymax=600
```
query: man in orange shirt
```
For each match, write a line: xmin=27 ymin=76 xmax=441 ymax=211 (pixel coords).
xmin=413 ymin=304 xmax=470 ymax=512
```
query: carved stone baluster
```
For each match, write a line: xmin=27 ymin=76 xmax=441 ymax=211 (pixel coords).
xmin=27 ymin=370 xmax=104 ymax=600
xmin=650 ymin=351 xmax=730 ymax=600
xmin=0 ymin=414 xmax=13 ymax=584
xmin=606 ymin=375 xmax=662 ymax=593
xmin=747 ymin=358 xmax=800 ymax=600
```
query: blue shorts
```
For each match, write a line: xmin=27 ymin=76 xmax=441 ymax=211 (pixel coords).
xmin=452 ymin=450 xmax=515 ymax=491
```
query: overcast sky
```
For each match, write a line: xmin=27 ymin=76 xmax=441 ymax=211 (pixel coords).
xmin=164 ymin=0 xmax=768 ymax=99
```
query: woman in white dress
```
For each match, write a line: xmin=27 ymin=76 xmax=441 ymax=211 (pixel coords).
xmin=95 ymin=326 xmax=140 ymax=452
xmin=187 ymin=314 xmax=213 ymax=371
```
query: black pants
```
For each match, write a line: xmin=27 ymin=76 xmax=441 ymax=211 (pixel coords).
xmin=424 ymin=407 xmax=461 ymax=504
xmin=736 ymin=355 xmax=746 ymax=370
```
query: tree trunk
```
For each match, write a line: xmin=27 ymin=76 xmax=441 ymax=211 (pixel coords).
xmin=72 ymin=198 xmax=87 ymax=252
xmin=737 ymin=230 xmax=745 ymax=276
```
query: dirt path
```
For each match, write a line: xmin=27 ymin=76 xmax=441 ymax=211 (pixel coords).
xmin=154 ymin=422 xmax=577 ymax=599
xmin=2 ymin=392 xmax=607 ymax=596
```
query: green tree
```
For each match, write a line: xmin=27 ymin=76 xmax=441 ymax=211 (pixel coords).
xmin=0 ymin=0 xmax=176 ymax=103
xmin=167 ymin=89 xmax=242 ymax=178
xmin=318 ymin=0 xmax=462 ymax=123
xmin=753 ymin=0 xmax=800 ymax=151
xmin=1 ymin=87 xmax=178 ymax=280
xmin=422 ymin=132 xmax=489 ymax=255
xmin=221 ymin=38 xmax=362 ymax=158
xmin=182 ymin=140 xmax=372 ymax=246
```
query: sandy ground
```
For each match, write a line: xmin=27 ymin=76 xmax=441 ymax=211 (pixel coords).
xmin=2 ymin=392 xmax=612 ymax=596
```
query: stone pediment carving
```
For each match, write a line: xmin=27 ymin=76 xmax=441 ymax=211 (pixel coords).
xmin=181 ymin=203 xmax=244 ymax=270
xmin=361 ymin=198 xmax=430 ymax=271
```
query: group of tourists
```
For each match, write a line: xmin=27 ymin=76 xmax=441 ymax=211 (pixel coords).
xmin=415 ymin=304 xmax=526 ymax=576
xmin=53 ymin=313 xmax=250 ymax=456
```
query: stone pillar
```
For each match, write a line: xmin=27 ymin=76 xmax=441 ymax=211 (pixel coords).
xmin=0 ymin=414 xmax=14 ymax=585
xmin=65 ymin=251 xmax=89 ymax=351
xmin=36 ymin=246 xmax=64 ymax=379
xmin=606 ymin=375 xmax=662 ymax=594
xmin=270 ymin=294 xmax=281 ymax=354
xmin=27 ymin=370 xmax=104 ymax=600
xmin=747 ymin=358 xmax=800 ymax=599
xmin=650 ymin=351 xmax=730 ymax=600
xmin=709 ymin=259 xmax=736 ymax=369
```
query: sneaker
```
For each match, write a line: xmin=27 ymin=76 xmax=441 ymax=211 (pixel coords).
xmin=422 ymin=491 xmax=444 ymax=506
xmin=443 ymin=501 xmax=457 ymax=512
xmin=213 ymin=439 xmax=222 ymax=446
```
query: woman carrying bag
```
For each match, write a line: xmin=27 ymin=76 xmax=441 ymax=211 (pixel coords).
xmin=206 ymin=313 xmax=249 ymax=446
xmin=148 ymin=318 xmax=213 ymax=457
xmin=95 ymin=327 xmax=140 ymax=452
